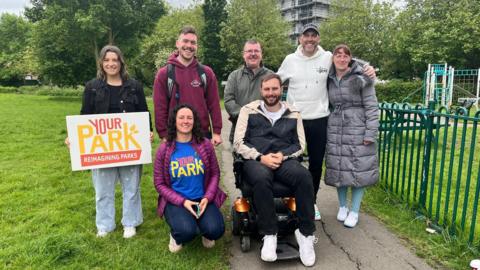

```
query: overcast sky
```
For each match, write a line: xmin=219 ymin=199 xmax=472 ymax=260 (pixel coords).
xmin=0 ymin=0 xmax=195 ymax=15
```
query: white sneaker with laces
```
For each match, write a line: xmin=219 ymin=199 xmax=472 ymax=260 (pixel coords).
xmin=123 ymin=226 xmax=136 ymax=238
xmin=344 ymin=211 xmax=359 ymax=228
xmin=96 ymin=230 xmax=109 ymax=238
xmin=169 ymin=234 xmax=183 ymax=253
xmin=337 ymin=206 xmax=349 ymax=222
xmin=314 ymin=204 xmax=321 ymax=221
xmin=202 ymin=236 xmax=215 ymax=248
xmin=261 ymin=234 xmax=277 ymax=262
xmin=295 ymin=229 xmax=316 ymax=267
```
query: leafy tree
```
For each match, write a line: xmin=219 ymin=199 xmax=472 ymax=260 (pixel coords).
xmin=200 ymin=0 xmax=228 ymax=80
xmin=0 ymin=14 xmax=37 ymax=85
xmin=319 ymin=0 xmax=396 ymax=78
xmin=24 ymin=0 xmax=47 ymax=22
xmin=393 ymin=0 xmax=480 ymax=78
xmin=28 ymin=0 xmax=166 ymax=86
xmin=320 ymin=0 xmax=480 ymax=79
xmin=136 ymin=6 xmax=204 ymax=86
xmin=219 ymin=0 xmax=293 ymax=73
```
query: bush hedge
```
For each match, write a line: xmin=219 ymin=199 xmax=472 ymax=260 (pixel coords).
xmin=375 ymin=79 xmax=423 ymax=104
xmin=0 ymin=85 xmax=154 ymax=98
xmin=2 ymin=79 xmax=424 ymax=104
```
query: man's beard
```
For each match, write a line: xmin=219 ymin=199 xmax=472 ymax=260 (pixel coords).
xmin=263 ymin=95 xmax=280 ymax=107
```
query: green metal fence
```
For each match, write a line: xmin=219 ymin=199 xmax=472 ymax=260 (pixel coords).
xmin=378 ymin=102 xmax=480 ymax=248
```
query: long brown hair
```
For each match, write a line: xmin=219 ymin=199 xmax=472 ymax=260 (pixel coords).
xmin=96 ymin=45 xmax=129 ymax=81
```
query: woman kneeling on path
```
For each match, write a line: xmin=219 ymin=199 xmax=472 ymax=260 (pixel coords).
xmin=325 ymin=44 xmax=379 ymax=228
xmin=66 ymin=45 xmax=152 ymax=238
xmin=154 ymin=104 xmax=226 ymax=252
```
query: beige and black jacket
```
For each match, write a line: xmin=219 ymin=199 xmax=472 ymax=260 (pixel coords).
xmin=233 ymin=100 xmax=306 ymax=160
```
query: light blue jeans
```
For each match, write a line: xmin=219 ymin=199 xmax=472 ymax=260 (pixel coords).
xmin=92 ymin=165 xmax=143 ymax=232
xmin=337 ymin=186 xmax=365 ymax=213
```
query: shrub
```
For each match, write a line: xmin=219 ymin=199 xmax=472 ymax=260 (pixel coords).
xmin=144 ymin=86 xmax=152 ymax=97
xmin=375 ymin=79 xmax=423 ymax=104
xmin=0 ymin=86 xmax=18 ymax=93
xmin=36 ymin=86 xmax=82 ymax=97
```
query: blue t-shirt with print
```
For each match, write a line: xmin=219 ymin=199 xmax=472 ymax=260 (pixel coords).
xmin=170 ymin=141 xmax=205 ymax=200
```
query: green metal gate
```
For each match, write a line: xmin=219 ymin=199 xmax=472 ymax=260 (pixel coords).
xmin=378 ymin=102 xmax=480 ymax=247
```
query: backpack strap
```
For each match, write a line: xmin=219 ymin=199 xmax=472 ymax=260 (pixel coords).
xmin=167 ymin=63 xmax=208 ymax=104
xmin=166 ymin=63 xmax=179 ymax=102
xmin=197 ymin=63 xmax=207 ymax=96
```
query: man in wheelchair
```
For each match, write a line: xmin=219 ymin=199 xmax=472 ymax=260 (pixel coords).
xmin=233 ymin=73 xmax=316 ymax=266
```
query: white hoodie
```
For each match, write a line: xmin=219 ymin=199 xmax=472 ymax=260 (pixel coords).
xmin=277 ymin=45 xmax=332 ymax=120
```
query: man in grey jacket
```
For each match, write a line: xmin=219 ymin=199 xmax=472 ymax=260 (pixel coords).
xmin=224 ymin=39 xmax=273 ymax=143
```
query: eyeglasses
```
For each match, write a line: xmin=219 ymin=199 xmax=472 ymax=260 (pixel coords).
xmin=243 ymin=49 xmax=261 ymax=54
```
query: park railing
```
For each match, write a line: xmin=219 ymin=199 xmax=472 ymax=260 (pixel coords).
xmin=378 ymin=102 xmax=480 ymax=248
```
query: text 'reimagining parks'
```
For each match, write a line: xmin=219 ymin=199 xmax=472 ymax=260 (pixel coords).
xmin=66 ymin=112 xmax=151 ymax=171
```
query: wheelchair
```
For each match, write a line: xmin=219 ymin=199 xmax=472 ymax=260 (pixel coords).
xmin=230 ymin=154 xmax=300 ymax=260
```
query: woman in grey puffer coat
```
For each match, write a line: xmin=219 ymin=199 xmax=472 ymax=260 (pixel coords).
xmin=325 ymin=44 xmax=379 ymax=228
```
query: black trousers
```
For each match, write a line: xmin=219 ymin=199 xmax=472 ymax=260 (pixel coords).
xmin=242 ymin=159 xmax=315 ymax=236
xmin=303 ymin=116 xmax=328 ymax=200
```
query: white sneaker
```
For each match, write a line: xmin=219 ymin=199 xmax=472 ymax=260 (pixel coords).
xmin=169 ymin=234 xmax=182 ymax=253
xmin=261 ymin=234 xmax=277 ymax=262
xmin=337 ymin=207 xmax=349 ymax=222
xmin=314 ymin=204 xmax=321 ymax=220
xmin=96 ymin=230 xmax=109 ymax=238
xmin=344 ymin=211 xmax=359 ymax=228
xmin=295 ymin=229 xmax=316 ymax=267
xmin=123 ymin=226 xmax=136 ymax=238
xmin=202 ymin=236 xmax=215 ymax=248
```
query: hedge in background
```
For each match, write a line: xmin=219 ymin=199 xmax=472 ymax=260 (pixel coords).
xmin=2 ymin=80 xmax=423 ymax=103
xmin=0 ymin=85 xmax=154 ymax=98
xmin=375 ymin=79 xmax=423 ymax=104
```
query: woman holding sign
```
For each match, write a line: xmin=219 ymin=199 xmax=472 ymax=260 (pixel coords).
xmin=154 ymin=104 xmax=226 ymax=253
xmin=67 ymin=45 xmax=152 ymax=238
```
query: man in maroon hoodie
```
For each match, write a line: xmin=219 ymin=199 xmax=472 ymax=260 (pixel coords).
xmin=153 ymin=26 xmax=223 ymax=146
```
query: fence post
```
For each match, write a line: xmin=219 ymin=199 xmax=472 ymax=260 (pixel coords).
xmin=419 ymin=101 xmax=435 ymax=208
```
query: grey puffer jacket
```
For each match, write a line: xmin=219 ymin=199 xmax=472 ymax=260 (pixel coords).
xmin=324 ymin=61 xmax=379 ymax=188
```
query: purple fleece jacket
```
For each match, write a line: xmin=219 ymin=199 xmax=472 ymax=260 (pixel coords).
xmin=153 ymin=53 xmax=222 ymax=138
xmin=153 ymin=138 xmax=227 ymax=217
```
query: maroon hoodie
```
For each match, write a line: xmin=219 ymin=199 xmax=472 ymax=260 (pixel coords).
xmin=153 ymin=52 xmax=222 ymax=138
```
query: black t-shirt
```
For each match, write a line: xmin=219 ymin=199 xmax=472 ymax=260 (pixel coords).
xmin=107 ymin=84 xmax=122 ymax=113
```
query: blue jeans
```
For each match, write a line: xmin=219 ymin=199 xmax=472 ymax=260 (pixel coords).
xmin=92 ymin=165 xmax=143 ymax=232
xmin=337 ymin=186 xmax=365 ymax=213
xmin=164 ymin=202 xmax=225 ymax=245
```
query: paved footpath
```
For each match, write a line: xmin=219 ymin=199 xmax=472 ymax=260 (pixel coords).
xmin=220 ymin=111 xmax=435 ymax=270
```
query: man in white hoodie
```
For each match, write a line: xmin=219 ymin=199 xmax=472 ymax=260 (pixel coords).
xmin=277 ymin=23 xmax=375 ymax=221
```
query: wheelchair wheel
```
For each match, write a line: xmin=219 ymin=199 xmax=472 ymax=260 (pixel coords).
xmin=240 ymin=235 xmax=250 ymax=252
xmin=231 ymin=207 xmax=240 ymax=236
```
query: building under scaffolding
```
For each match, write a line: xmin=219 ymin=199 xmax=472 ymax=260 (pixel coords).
xmin=278 ymin=0 xmax=331 ymax=42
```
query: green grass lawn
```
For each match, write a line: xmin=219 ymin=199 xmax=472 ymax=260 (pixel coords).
xmin=0 ymin=94 xmax=230 ymax=269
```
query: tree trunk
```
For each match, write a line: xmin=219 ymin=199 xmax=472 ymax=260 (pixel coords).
xmin=93 ymin=39 xmax=99 ymax=61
